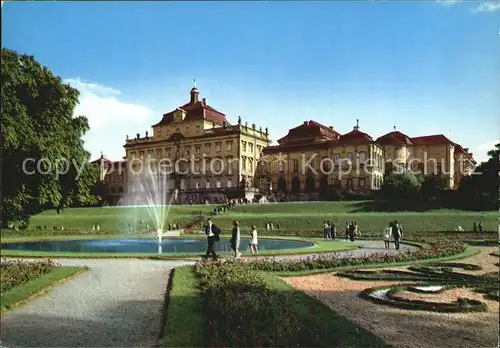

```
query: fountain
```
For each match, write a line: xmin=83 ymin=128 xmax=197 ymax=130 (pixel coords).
xmin=125 ymin=164 xmax=179 ymax=251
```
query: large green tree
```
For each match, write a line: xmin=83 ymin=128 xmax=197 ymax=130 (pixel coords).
xmin=1 ymin=48 xmax=100 ymax=226
xmin=457 ymin=143 xmax=499 ymax=210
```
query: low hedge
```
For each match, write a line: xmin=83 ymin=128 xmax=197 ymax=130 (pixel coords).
xmin=237 ymin=238 xmax=466 ymax=272
xmin=194 ymin=261 xmax=387 ymax=347
xmin=1 ymin=259 xmax=57 ymax=292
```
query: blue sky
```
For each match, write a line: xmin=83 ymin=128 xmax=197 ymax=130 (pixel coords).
xmin=2 ymin=0 xmax=499 ymax=163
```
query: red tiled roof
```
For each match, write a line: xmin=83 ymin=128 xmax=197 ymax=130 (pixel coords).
xmin=338 ymin=129 xmax=374 ymax=145
xmin=376 ymin=131 xmax=413 ymax=146
xmin=410 ymin=134 xmax=453 ymax=146
xmin=152 ymin=90 xmax=229 ymax=127
xmin=278 ymin=120 xmax=340 ymax=144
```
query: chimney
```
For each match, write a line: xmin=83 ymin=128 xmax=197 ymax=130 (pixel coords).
xmin=329 ymin=126 xmax=334 ymax=130
xmin=190 ymin=87 xmax=199 ymax=104
xmin=202 ymin=98 xmax=206 ymax=105
xmin=303 ymin=121 xmax=308 ymax=125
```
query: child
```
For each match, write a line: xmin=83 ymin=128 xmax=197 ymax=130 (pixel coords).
xmin=383 ymin=224 xmax=392 ymax=249
xmin=249 ymin=225 xmax=258 ymax=255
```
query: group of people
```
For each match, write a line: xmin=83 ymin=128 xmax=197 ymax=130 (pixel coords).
xmin=383 ymin=220 xmax=403 ymax=250
xmin=203 ymin=219 xmax=259 ymax=261
xmin=323 ymin=221 xmax=360 ymax=242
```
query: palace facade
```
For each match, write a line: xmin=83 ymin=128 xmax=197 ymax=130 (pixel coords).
xmin=254 ymin=120 xmax=476 ymax=199
xmin=113 ymin=86 xmax=269 ymax=204
xmin=93 ymin=86 xmax=476 ymax=204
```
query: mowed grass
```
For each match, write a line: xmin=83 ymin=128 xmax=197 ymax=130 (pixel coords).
xmin=210 ymin=201 xmax=498 ymax=233
xmin=4 ymin=201 xmax=497 ymax=235
xmin=15 ymin=205 xmax=213 ymax=233
xmin=163 ymin=266 xmax=204 ymax=347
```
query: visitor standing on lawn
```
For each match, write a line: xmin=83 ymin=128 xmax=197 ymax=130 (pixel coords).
xmin=383 ymin=223 xmax=392 ymax=249
xmin=204 ymin=218 xmax=221 ymax=261
xmin=249 ymin=225 xmax=259 ymax=255
xmin=345 ymin=222 xmax=350 ymax=241
xmin=230 ymin=220 xmax=241 ymax=258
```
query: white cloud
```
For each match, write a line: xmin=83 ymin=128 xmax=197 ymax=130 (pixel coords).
xmin=64 ymin=78 xmax=156 ymax=161
xmin=437 ymin=0 xmax=463 ymax=6
xmin=471 ymin=140 xmax=499 ymax=164
xmin=473 ymin=0 xmax=500 ymax=12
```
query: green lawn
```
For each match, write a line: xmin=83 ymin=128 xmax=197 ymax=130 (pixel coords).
xmin=1 ymin=266 xmax=87 ymax=311
xmin=3 ymin=201 xmax=497 ymax=236
xmin=163 ymin=266 xmax=204 ymax=347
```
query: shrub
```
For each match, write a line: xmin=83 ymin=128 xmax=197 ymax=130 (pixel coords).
xmin=195 ymin=262 xmax=334 ymax=347
xmin=1 ymin=259 xmax=57 ymax=292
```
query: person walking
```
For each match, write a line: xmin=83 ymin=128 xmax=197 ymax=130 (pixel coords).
xmin=230 ymin=220 xmax=241 ymax=258
xmin=392 ymin=220 xmax=402 ymax=250
xmin=345 ymin=222 xmax=350 ymax=242
xmin=384 ymin=223 xmax=392 ymax=249
xmin=249 ymin=225 xmax=259 ymax=255
xmin=323 ymin=221 xmax=330 ymax=240
xmin=349 ymin=222 xmax=356 ymax=242
xmin=331 ymin=222 xmax=336 ymax=239
xmin=204 ymin=218 xmax=220 ymax=261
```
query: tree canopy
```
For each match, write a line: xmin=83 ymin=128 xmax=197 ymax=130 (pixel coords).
xmin=457 ymin=143 xmax=499 ymax=210
xmin=1 ymin=48 xmax=100 ymax=226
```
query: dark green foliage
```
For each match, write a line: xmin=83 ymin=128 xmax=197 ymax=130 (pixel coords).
xmin=1 ymin=48 xmax=100 ymax=226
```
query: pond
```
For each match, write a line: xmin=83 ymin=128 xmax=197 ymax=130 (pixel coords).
xmin=1 ymin=237 xmax=314 ymax=254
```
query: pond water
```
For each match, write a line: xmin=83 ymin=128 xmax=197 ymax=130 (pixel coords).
xmin=1 ymin=237 xmax=314 ymax=254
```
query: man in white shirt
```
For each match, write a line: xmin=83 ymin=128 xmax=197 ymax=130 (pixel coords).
xmin=204 ymin=218 xmax=220 ymax=260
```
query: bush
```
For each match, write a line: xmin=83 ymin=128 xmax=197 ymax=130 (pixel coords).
xmin=1 ymin=259 xmax=57 ymax=292
xmin=195 ymin=262 xmax=336 ymax=347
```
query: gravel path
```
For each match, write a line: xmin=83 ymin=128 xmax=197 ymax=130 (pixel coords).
xmin=0 ymin=240 xmax=415 ymax=347
xmin=1 ymin=258 xmax=195 ymax=347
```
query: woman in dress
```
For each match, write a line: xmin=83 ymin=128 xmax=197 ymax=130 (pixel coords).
xmin=230 ymin=220 xmax=241 ymax=258
xmin=384 ymin=222 xmax=392 ymax=249
xmin=249 ymin=225 xmax=258 ymax=255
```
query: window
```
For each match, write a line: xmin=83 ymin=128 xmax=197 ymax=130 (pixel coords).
xmin=293 ymin=159 xmax=299 ymax=172
xmin=156 ymin=149 xmax=162 ymax=159
xmin=196 ymin=125 xmax=201 ymax=134
xmin=418 ymin=163 xmax=424 ymax=172
xmin=139 ymin=151 xmax=144 ymax=159
xmin=147 ymin=151 xmax=153 ymax=160
xmin=131 ymin=152 xmax=136 ymax=160
xmin=214 ymin=160 xmax=222 ymax=171
xmin=249 ymin=159 xmax=253 ymax=172
xmin=204 ymin=143 xmax=211 ymax=153
xmin=216 ymin=179 xmax=221 ymax=188
xmin=185 ymin=146 xmax=191 ymax=156
xmin=227 ymin=179 xmax=232 ymax=188
xmin=195 ymin=145 xmax=201 ymax=155
xmin=215 ymin=142 xmax=221 ymax=153
xmin=359 ymin=178 xmax=365 ymax=188
xmin=195 ymin=162 xmax=200 ymax=172
xmin=226 ymin=141 xmax=233 ymax=151
xmin=347 ymin=178 xmax=353 ymax=189
xmin=257 ymin=145 xmax=262 ymax=153
xmin=242 ymin=157 xmax=247 ymax=170
xmin=436 ymin=163 xmax=442 ymax=174
xmin=175 ymin=149 xmax=180 ymax=158
xmin=242 ymin=141 xmax=247 ymax=152
xmin=359 ymin=151 xmax=366 ymax=163
xmin=205 ymin=180 xmax=211 ymax=189
xmin=334 ymin=153 xmax=340 ymax=164
xmin=321 ymin=157 xmax=330 ymax=172
xmin=195 ymin=181 xmax=200 ymax=189
xmin=249 ymin=143 xmax=253 ymax=153
xmin=180 ymin=179 xmax=186 ymax=190
xmin=279 ymin=161 xmax=284 ymax=172
xmin=347 ymin=152 xmax=353 ymax=163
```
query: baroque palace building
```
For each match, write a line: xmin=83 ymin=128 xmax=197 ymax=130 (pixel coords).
xmin=254 ymin=120 xmax=476 ymax=199
xmin=119 ymin=86 xmax=269 ymax=204
xmin=93 ymin=86 xmax=476 ymax=205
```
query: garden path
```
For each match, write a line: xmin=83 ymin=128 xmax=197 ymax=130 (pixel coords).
xmin=1 ymin=258 xmax=195 ymax=347
xmin=0 ymin=240 xmax=414 ymax=347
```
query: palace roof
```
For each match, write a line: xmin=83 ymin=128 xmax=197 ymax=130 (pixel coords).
xmin=376 ymin=131 xmax=414 ymax=146
xmin=277 ymin=120 xmax=340 ymax=145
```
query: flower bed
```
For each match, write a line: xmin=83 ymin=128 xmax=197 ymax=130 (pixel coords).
xmin=194 ymin=261 xmax=352 ymax=347
xmin=239 ymin=238 xmax=466 ymax=272
xmin=1 ymin=259 xmax=58 ymax=293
